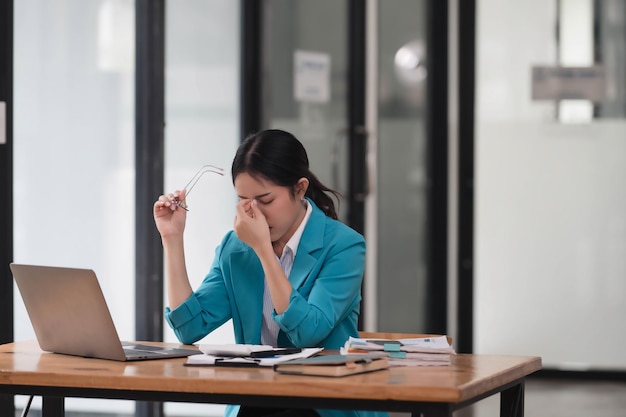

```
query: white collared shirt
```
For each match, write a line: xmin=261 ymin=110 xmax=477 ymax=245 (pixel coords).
xmin=261 ymin=200 xmax=313 ymax=346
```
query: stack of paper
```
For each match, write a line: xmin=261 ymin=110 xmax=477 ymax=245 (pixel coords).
xmin=340 ymin=336 xmax=455 ymax=367
xmin=185 ymin=344 xmax=323 ymax=367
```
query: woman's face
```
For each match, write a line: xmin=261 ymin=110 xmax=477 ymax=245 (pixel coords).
xmin=234 ymin=172 xmax=308 ymax=244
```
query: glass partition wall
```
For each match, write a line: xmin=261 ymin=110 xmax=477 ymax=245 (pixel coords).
xmin=374 ymin=0 xmax=429 ymax=333
xmin=258 ymin=0 xmax=433 ymax=336
xmin=13 ymin=1 xmax=240 ymax=416
xmin=12 ymin=1 xmax=444 ymax=415
xmin=163 ymin=1 xmax=240 ymax=416
xmin=13 ymin=0 xmax=136 ymax=414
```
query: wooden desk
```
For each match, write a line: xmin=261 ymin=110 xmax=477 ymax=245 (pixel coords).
xmin=0 ymin=340 xmax=541 ymax=417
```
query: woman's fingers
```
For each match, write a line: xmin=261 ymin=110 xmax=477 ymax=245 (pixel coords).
xmin=154 ymin=190 xmax=187 ymax=211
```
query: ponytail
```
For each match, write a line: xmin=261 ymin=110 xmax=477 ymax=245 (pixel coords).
xmin=305 ymin=171 xmax=340 ymax=220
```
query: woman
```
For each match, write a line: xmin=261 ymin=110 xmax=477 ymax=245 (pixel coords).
xmin=154 ymin=129 xmax=387 ymax=417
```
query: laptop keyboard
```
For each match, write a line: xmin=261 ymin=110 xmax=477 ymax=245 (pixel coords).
xmin=122 ymin=343 xmax=198 ymax=357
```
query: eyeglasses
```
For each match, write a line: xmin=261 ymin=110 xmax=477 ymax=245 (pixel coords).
xmin=176 ymin=164 xmax=225 ymax=211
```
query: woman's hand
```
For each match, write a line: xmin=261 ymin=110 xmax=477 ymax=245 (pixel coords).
xmin=153 ymin=190 xmax=188 ymax=238
xmin=234 ymin=199 xmax=272 ymax=253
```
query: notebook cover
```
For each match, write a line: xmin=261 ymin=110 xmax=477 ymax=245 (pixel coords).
xmin=273 ymin=353 xmax=389 ymax=377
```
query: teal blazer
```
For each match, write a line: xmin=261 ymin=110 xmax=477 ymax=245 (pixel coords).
xmin=165 ymin=198 xmax=388 ymax=417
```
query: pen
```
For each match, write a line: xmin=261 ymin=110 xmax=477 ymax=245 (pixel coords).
xmin=250 ymin=347 xmax=303 ymax=358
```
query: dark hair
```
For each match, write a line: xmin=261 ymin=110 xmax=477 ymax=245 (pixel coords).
xmin=232 ymin=129 xmax=341 ymax=219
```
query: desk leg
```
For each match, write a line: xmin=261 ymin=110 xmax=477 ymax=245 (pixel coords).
xmin=500 ymin=381 xmax=525 ymax=417
xmin=0 ymin=394 xmax=15 ymax=416
xmin=42 ymin=396 xmax=64 ymax=417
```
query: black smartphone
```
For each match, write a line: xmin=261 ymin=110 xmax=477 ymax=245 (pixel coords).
xmin=249 ymin=347 xmax=303 ymax=358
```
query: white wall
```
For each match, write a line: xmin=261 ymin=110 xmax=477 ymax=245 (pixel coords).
xmin=475 ymin=0 xmax=626 ymax=370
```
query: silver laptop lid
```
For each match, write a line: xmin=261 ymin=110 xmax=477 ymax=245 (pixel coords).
xmin=11 ymin=263 xmax=127 ymax=361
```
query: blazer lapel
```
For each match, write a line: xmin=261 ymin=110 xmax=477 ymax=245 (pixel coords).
xmin=229 ymin=249 xmax=264 ymax=344
xmin=289 ymin=202 xmax=325 ymax=290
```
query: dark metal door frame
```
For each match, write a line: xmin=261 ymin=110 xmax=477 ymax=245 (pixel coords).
xmin=240 ymin=0 xmax=263 ymax=138
xmin=425 ymin=0 xmax=450 ymax=336
xmin=0 ymin=0 xmax=15 ymax=415
xmin=347 ymin=0 xmax=368 ymax=237
xmin=457 ymin=0 xmax=476 ymax=354
xmin=135 ymin=1 xmax=166 ymax=416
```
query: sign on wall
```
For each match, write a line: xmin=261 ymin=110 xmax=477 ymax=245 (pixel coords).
xmin=531 ymin=66 xmax=606 ymax=102
xmin=294 ymin=50 xmax=331 ymax=103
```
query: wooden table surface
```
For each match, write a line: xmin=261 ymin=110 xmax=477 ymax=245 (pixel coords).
xmin=0 ymin=340 xmax=541 ymax=405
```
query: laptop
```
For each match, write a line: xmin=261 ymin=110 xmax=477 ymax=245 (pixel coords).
xmin=10 ymin=263 xmax=199 ymax=361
